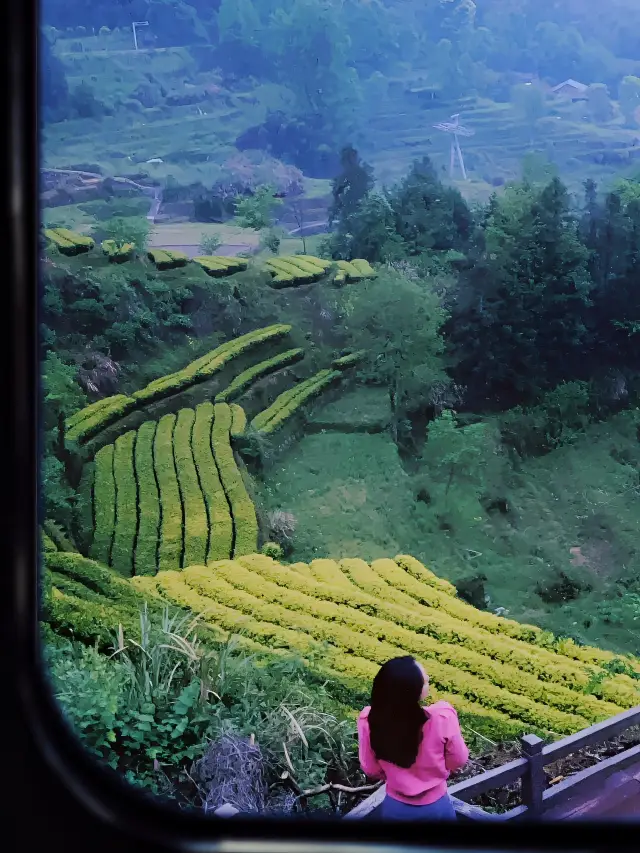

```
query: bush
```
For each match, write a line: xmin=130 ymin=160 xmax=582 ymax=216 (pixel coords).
xmin=252 ymin=370 xmax=343 ymax=435
xmin=199 ymin=234 xmax=222 ymax=255
xmin=212 ymin=403 xmax=258 ymax=556
xmin=499 ymin=382 xmax=592 ymax=456
xmin=45 ymin=618 xmax=362 ymax=806
xmin=215 ymin=349 xmax=305 ymax=404
xmin=147 ymin=248 xmax=188 ymax=270
xmin=259 ymin=229 xmax=282 ymax=255
xmin=261 ymin=542 xmax=284 ymax=560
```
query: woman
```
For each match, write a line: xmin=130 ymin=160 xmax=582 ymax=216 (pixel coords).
xmin=357 ymin=656 xmax=469 ymax=821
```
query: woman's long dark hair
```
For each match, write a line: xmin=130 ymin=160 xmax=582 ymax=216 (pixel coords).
xmin=368 ymin=656 xmax=427 ymax=768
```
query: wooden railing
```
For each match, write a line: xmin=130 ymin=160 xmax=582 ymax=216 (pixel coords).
xmin=345 ymin=705 xmax=640 ymax=822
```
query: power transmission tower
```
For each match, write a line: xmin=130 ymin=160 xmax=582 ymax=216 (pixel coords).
xmin=132 ymin=21 xmax=149 ymax=51
xmin=433 ymin=114 xmax=475 ymax=180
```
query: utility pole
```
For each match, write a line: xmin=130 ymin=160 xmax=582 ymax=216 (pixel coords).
xmin=132 ymin=21 xmax=149 ymax=51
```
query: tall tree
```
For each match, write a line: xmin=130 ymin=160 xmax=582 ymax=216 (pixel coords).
xmin=40 ymin=30 xmax=69 ymax=123
xmin=448 ymin=179 xmax=593 ymax=404
xmin=390 ymin=157 xmax=473 ymax=255
xmin=328 ymin=145 xmax=374 ymax=230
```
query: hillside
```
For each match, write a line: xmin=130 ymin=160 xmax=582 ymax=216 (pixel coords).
xmin=44 ymin=549 xmax=640 ymax=748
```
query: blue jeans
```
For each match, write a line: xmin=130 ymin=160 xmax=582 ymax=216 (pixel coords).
xmin=380 ymin=792 xmax=457 ymax=821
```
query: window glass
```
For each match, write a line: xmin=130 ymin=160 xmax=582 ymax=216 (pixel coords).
xmin=40 ymin=0 xmax=640 ymax=823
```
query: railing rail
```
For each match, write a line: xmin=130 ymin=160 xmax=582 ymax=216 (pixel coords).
xmin=346 ymin=704 xmax=640 ymax=821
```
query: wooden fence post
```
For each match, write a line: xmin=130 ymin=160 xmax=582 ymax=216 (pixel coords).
xmin=521 ymin=734 xmax=545 ymax=819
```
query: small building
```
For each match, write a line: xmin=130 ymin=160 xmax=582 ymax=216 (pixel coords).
xmin=552 ymin=79 xmax=589 ymax=101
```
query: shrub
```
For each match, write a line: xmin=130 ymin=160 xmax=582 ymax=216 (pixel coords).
xmin=102 ymin=239 xmax=135 ymax=263
xmin=90 ymin=444 xmax=115 ymax=565
xmin=147 ymin=249 xmax=188 ymax=270
xmin=336 ymin=260 xmax=364 ymax=282
xmin=155 ymin=414 xmax=183 ymax=571
xmin=261 ymin=542 xmax=284 ymax=560
xmin=44 ymin=227 xmax=95 ymax=256
xmin=230 ymin=404 xmax=247 ymax=438
xmin=212 ymin=403 xmax=258 ymax=556
xmin=251 ymin=370 xmax=343 ymax=435
xmin=65 ymin=395 xmax=137 ymax=445
xmin=193 ymin=256 xmax=248 ymax=278
xmin=199 ymin=233 xmax=222 ymax=255
xmin=331 ymin=351 xmax=365 ymax=370
xmin=132 ymin=325 xmax=292 ymax=407
xmin=215 ymin=349 xmax=305 ymax=403
xmin=134 ymin=421 xmax=160 ymax=577
xmin=174 ymin=408 xmax=208 ymax=568
xmin=193 ymin=403 xmax=233 ymax=561
xmin=111 ymin=431 xmax=137 ymax=576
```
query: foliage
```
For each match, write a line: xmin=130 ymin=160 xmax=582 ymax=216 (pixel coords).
xmin=587 ymin=84 xmax=614 ymax=123
xmin=448 ymin=179 xmax=592 ymax=403
xmin=198 ymin=233 xmax=222 ymax=255
xmin=45 ymin=612 xmax=361 ymax=803
xmin=261 ymin=542 xmax=284 ymax=560
xmin=329 ymin=146 xmax=375 ymax=231
xmin=422 ymin=410 xmax=502 ymax=504
xmin=42 ymin=353 xmax=88 ymax=530
xmin=130 ymin=554 xmax=640 ymax=742
xmin=499 ymin=381 xmax=592 ymax=456
xmin=338 ymin=270 xmax=449 ymax=429
xmin=618 ymin=76 xmax=640 ymax=126
xmin=259 ymin=228 xmax=283 ymax=255
xmin=235 ymin=185 xmax=283 ymax=231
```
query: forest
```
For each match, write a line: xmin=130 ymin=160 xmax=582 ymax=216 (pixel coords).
xmin=40 ymin=0 xmax=640 ymax=819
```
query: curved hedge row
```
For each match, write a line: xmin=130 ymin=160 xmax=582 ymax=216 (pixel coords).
xmin=193 ymin=255 xmax=248 ymax=277
xmin=43 ymin=519 xmax=76 ymax=553
xmin=66 ymin=396 xmax=138 ymax=444
xmin=154 ymin=414 xmax=183 ymax=572
xmin=147 ymin=248 xmax=189 ymax=270
xmin=131 ymin=323 xmax=292 ymax=407
xmin=65 ymin=325 xmax=292 ymax=444
xmin=192 ymin=403 xmax=233 ymax=561
xmin=102 ymin=239 xmax=135 ymax=263
xmin=212 ymin=403 xmax=258 ymax=556
xmin=230 ymin=404 xmax=247 ymax=438
xmin=90 ymin=444 xmax=116 ymax=566
xmin=45 ymin=227 xmax=94 ymax=256
xmin=332 ymin=350 xmax=366 ymax=370
xmin=265 ymin=255 xmax=331 ymax=288
xmin=251 ymin=369 xmax=343 ymax=435
xmin=174 ymin=408 xmax=208 ymax=568
xmin=133 ymin=420 xmax=160 ymax=577
xmin=111 ymin=431 xmax=137 ymax=577
xmin=87 ymin=401 xmax=259 ymax=574
xmin=129 ymin=555 xmax=640 ymax=741
xmin=215 ymin=348 xmax=305 ymax=404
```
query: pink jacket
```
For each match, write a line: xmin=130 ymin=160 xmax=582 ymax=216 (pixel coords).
xmin=357 ymin=701 xmax=469 ymax=805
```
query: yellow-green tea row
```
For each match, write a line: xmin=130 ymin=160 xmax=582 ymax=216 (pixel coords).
xmin=102 ymin=239 xmax=135 ymax=263
xmin=147 ymin=248 xmax=189 ymax=269
xmin=251 ymin=369 xmax=343 ymax=435
xmin=132 ymin=555 xmax=640 ymax=737
xmin=89 ymin=402 xmax=256 ymax=575
xmin=334 ymin=258 xmax=377 ymax=284
xmin=215 ymin=348 xmax=305 ymax=403
xmin=45 ymin=227 xmax=95 ymax=256
xmin=193 ymin=255 xmax=248 ymax=277
xmin=65 ymin=324 xmax=292 ymax=444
